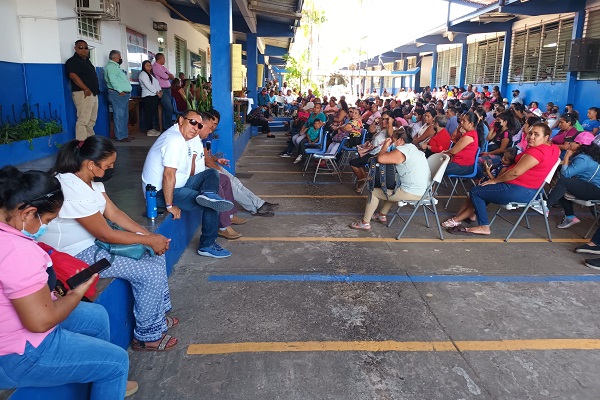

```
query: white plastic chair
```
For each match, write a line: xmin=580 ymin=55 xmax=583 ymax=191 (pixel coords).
xmin=564 ymin=193 xmax=600 ymax=238
xmin=387 ymin=153 xmax=451 ymax=240
xmin=489 ymin=158 xmax=561 ymax=242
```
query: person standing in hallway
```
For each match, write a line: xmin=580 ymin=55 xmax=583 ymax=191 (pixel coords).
xmin=152 ymin=53 xmax=175 ymax=131
xmin=65 ymin=40 xmax=99 ymax=140
xmin=104 ymin=50 xmax=133 ymax=142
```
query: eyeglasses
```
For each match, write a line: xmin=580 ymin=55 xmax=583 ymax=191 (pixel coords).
xmin=18 ymin=189 xmax=61 ymax=210
xmin=77 ymin=46 xmax=89 ymax=50
xmin=182 ymin=117 xmax=203 ymax=129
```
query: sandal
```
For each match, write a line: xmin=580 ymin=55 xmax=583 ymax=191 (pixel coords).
xmin=125 ymin=381 xmax=139 ymax=397
xmin=266 ymin=134 xmax=275 ymax=138
xmin=349 ymin=220 xmax=371 ymax=231
xmin=166 ymin=316 xmax=179 ymax=329
xmin=371 ymin=212 xmax=387 ymax=223
xmin=441 ymin=218 xmax=462 ymax=228
xmin=131 ymin=334 xmax=178 ymax=352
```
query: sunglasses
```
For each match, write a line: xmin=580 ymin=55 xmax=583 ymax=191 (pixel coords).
xmin=18 ymin=189 xmax=61 ymax=210
xmin=77 ymin=46 xmax=89 ymax=50
xmin=182 ymin=117 xmax=203 ymax=129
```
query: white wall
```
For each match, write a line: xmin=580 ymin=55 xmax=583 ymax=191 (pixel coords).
xmin=2 ymin=0 xmax=210 ymax=72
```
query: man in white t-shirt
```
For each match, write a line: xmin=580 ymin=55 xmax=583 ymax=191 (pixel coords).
xmin=141 ymin=110 xmax=233 ymax=258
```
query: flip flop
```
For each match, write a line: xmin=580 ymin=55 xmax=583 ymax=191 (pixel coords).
xmin=131 ymin=334 xmax=177 ymax=352
xmin=166 ymin=316 xmax=179 ymax=329
xmin=447 ymin=226 xmax=474 ymax=236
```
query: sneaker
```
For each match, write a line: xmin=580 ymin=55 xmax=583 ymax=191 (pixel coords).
xmin=293 ymin=154 xmax=303 ymax=164
xmin=584 ymin=258 xmax=600 ymax=270
xmin=279 ymin=152 xmax=291 ymax=158
xmin=147 ymin=129 xmax=160 ymax=137
xmin=195 ymin=192 xmax=234 ymax=212
xmin=218 ymin=226 xmax=242 ymax=240
xmin=557 ymin=216 xmax=581 ymax=229
xmin=257 ymin=202 xmax=279 ymax=213
xmin=575 ymin=244 xmax=600 ymax=254
xmin=197 ymin=243 xmax=232 ymax=258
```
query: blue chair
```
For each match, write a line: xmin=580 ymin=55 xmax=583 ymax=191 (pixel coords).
xmin=444 ymin=147 xmax=481 ymax=209
xmin=340 ymin=128 xmax=368 ymax=170
xmin=172 ymin=96 xmax=184 ymax=122
xmin=311 ymin=138 xmax=347 ymax=183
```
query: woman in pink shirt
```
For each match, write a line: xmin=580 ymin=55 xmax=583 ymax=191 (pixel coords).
xmin=0 ymin=167 xmax=133 ymax=398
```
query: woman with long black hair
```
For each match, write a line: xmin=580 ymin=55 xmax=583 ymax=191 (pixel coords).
xmin=444 ymin=111 xmax=480 ymax=176
xmin=0 ymin=166 xmax=134 ymax=398
xmin=42 ymin=136 xmax=178 ymax=352
xmin=139 ymin=60 xmax=162 ymax=136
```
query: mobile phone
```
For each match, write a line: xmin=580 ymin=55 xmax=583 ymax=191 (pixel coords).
xmin=66 ymin=258 xmax=111 ymax=289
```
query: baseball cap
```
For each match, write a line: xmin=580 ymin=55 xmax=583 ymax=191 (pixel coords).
xmin=503 ymin=98 xmax=509 ymax=103
xmin=261 ymin=87 xmax=267 ymax=92
xmin=575 ymin=131 xmax=595 ymax=146
xmin=302 ymin=101 xmax=315 ymax=110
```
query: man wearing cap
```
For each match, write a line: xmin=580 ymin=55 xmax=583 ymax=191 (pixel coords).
xmin=65 ymin=39 xmax=99 ymax=140
xmin=511 ymin=89 xmax=524 ymax=105
xmin=247 ymin=104 xmax=274 ymax=138
xmin=257 ymin=87 xmax=270 ymax=109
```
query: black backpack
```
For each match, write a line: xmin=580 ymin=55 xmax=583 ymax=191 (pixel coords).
xmin=366 ymin=157 xmax=399 ymax=199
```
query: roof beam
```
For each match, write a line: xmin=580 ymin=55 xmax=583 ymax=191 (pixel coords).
xmin=167 ymin=2 xmax=249 ymax=33
xmin=499 ymin=0 xmax=587 ymax=16
xmin=393 ymin=44 xmax=437 ymax=54
xmin=264 ymin=45 xmax=288 ymax=57
xmin=256 ymin=18 xmax=295 ymax=37
xmin=415 ymin=33 xmax=468 ymax=45
xmin=234 ymin=0 xmax=257 ymax=33
xmin=450 ymin=21 xmax=512 ymax=33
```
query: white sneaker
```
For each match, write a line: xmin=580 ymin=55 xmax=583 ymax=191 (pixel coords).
xmin=147 ymin=129 xmax=160 ymax=137
xmin=293 ymin=154 xmax=303 ymax=164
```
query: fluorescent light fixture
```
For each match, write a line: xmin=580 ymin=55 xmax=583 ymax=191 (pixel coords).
xmin=544 ymin=43 xmax=557 ymax=48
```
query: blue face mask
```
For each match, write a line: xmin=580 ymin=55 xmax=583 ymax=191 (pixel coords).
xmin=411 ymin=115 xmax=418 ymax=123
xmin=389 ymin=144 xmax=396 ymax=151
xmin=22 ymin=214 xmax=48 ymax=240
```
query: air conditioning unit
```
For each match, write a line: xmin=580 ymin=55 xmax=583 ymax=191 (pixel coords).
xmin=568 ymin=38 xmax=600 ymax=72
xmin=76 ymin=0 xmax=120 ymax=19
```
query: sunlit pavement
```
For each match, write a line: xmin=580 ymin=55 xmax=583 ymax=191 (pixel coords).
xmin=129 ymin=134 xmax=600 ymax=400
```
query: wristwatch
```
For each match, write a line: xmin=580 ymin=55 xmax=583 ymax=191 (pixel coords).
xmin=166 ymin=204 xmax=173 ymax=209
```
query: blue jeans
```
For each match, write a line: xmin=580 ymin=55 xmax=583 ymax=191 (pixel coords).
xmin=158 ymin=169 xmax=220 ymax=249
xmin=470 ymin=183 xmax=538 ymax=226
xmin=445 ymin=162 xmax=475 ymax=177
xmin=107 ymin=91 xmax=131 ymax=140
xmin=0 ymin=302 xmax=128 ymax=399
xmin=160 ymin=89 xmax=174 ymax=131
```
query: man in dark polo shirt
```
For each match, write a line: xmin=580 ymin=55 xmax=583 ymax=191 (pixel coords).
xmin=65 ymin=39 xmax=100 ymax=140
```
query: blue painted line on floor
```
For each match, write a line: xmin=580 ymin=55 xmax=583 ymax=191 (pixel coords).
xmin=208 ymin=274 xmax=600 ymax=283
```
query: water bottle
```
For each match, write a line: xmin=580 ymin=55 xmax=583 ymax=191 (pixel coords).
xmin=145 ymin=184 xmax=157 ymax=219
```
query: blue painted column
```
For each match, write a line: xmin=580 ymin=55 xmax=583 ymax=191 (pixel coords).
xmin=499 ymin=28 xmax=513 ymax=97
xmin=278 ymin=73 xmax=283 ymax=90
xmin=458 ymin=40 xmax=468 ymax=88
xmin=246 ymin=33 xmax=258 ymax=105
xmin=258 ymin=53 xmax=265 ymax=88
xmin=567 ymin=10 xmax=585 ymax=105
xmin=210 ymin=0 xmax=235 ymax=173
xmin=414 ymin=55 xmax=422 ymax=90
xmin=430 ymin=50 xmax=438 ymax=89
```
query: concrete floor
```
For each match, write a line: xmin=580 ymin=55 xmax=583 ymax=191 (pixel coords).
xmin=26 ymin=133 xmax=600 ymax=400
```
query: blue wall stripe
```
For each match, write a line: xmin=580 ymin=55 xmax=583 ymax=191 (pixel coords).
xmin=208 ymin=274 xmax=600 ymax=283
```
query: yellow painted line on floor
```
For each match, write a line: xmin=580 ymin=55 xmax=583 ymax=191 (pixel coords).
xmin=246 ymin=170 xmax=354 ymax=174
xmin=235 ymin=236 xmax=588 ymax=243
xmin=256 ymin=194 xmax=468 ymax=199
xmin=187 ymin=338 xmax=600 ymax=355
xmin=242 ymin=156 xmax=281 ymax=158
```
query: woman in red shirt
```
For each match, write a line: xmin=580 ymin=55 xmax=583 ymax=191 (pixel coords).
xmin=421 ymin=114 xmax=451 ymax=157
xmin=444 ymin=111 xmax=480 ymax=176
xmin=451 ymin=123 xmax=559 ymax=235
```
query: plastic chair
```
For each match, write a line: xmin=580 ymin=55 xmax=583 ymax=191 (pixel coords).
xmin=444 ymin=147 xmax=481 ymax=209
xmin=302 ymin=128 xmax=327 ymax=173
xmin=564 ymin=193 xmax=600 ymax=238
xmin=488 ymin=158 xmax=561 ymax=242
xmin=172 ymin=96 xmax=184 ymax=122
xmin=340 ymin=128 xmax=368 ymax=170
xmin=312 ymin=138 xmax=347 ymax=183
xmin=387 ymin=154 xmax=451 ymax=240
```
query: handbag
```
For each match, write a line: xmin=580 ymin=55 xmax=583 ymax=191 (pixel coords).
xmin=366 ymin=157 xmax=400 ymax=199
xmin=94 ymin=220 xmax=155 ymax=262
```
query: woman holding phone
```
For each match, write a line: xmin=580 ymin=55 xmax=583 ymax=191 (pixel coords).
xmin=0 ymin=166 xmax=135 ymax=398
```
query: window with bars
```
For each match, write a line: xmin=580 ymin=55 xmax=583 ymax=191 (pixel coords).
xmin=78 ymin=17 xmax=100 ymax=41
xmin=509 ymin=17 xmax=574 ymax=83
xmin=580 ymin=8 xmax=600 ymax=80
xmin=395 ymin=60 xmax=405 ymax=71
xmin=407 ymin=57 xmax=417 ymax=70
xmin=435 ymin=45 xmax=462 ymax=87
xmin=175 ymin=36 xmax=187 ymax=77
xmin=465 ymin=35 xmax=505 ymax=85
xmin=126 ymin=28 xmax=147 ymax=82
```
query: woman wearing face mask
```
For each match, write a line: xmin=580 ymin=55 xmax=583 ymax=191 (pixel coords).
xmin=42 ymin=136 xmax=178 ymax=352
xmin=0 ymin=167 xmax=135 ymax=398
